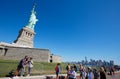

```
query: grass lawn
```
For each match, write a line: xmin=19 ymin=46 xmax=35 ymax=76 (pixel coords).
xmin=0 ymin=59 xmax=67 ymax=77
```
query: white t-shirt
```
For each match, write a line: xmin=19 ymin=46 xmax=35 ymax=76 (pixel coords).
xmin=29 ymin=60 xmax=33 ymax=68
xmin=69 ymin=70 xmax=76 ymax=79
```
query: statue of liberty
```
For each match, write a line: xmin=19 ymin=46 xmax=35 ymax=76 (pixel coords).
xmin=26 ymin=3 xmax=38 ymax=30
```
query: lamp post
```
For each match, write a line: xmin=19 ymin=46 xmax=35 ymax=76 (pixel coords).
xmin=50 ymin=54 xmax=53 ymax=63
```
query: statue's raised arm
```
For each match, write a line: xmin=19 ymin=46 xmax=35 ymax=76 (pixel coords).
xmin=26 ymin=3 xmax=38 ymax=30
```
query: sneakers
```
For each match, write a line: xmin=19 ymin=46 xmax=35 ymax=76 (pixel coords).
xmin=12 ymin=76 xmax=19 ymax=79
xmin=27 ymin=74 xmax=30 ymax=76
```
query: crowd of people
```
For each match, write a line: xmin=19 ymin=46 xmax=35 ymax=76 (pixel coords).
xmin=55 ymin=63 xmax=109 ymax=79
xmin=12 ymin=56 xmax=114 ymax=79
xmin=14 ymin=55 xmax=34 ymax=77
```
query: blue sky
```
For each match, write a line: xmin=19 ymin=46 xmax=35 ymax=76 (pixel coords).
xmin=0 ymin=0 xmax=120 ymax=65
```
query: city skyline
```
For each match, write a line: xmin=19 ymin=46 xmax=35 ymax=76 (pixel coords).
xmin=0 ymin=0 xmax=120 ymax=65
xmin=66 ymin=57 xmax=115 ymax=67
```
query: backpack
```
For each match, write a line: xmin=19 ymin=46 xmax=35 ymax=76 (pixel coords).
xmin=55 ymin=66 xmax=59 ymax=72
xmin=66 ymin=66 xmax=69 ymax=70
xmin=18 ymin=59 xmax=23 ymax=68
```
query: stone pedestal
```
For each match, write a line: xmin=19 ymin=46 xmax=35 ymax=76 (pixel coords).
xmin=13 ymin=27 xmax=35 ymax=48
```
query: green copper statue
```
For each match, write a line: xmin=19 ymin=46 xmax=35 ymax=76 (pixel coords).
xmin=26 ymin=3 xmax=38 ymax=30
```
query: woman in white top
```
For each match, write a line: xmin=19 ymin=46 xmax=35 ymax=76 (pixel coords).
xmin=68 ymin=66 xmax=77 ymax=79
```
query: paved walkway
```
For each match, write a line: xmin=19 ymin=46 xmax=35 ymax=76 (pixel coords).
xmin=0 ymin=71 xmax=120 ymax=79
xmin=0 ymin=74 xmax=66 ymax=79
xmin=107 ymin=74 xmax=120 ymax=79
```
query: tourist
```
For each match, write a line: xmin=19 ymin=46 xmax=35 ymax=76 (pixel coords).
xmin=66 ymin=63 xmax=71 ymax=79
xmin=109 ymin=66 xmax=115 ymax=75
xmin=79 ymin=64 xmax=86 ymax=79
xmin=27 ymin=57 xmax=33 ymax=76
xmin=73 ymin=64 xmax=78 ymax=72
xmin=68 ymin=66 xmax=77 ymax=79
xmin=55 ymin=63 xmax=60 ymax=79
xmin=93 ymin=68 xmax=99 ymax=79
xmin=13 ymin=55 xmax=28 ymax=77
xmin=99 ymin=67 xmax=106 ymax=79
xmin=19 ymin=55 xmax=29 ymax=77
xmin=86 ymin=67 xmax=93 ymax=79
xmin=102 ymin=66 xmax=107 ymax=73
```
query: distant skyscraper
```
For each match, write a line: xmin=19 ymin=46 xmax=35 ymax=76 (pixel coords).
xmin=110 ymin=60 xmax=114 ymax=66
xmin=85 ymin=56 xmax=88 ymax=65
xmin=13 ymin=3 xmax=38 ymax=48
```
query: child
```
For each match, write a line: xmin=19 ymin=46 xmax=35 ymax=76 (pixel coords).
xmin=27 ymin=57 xmax=33 ymax=76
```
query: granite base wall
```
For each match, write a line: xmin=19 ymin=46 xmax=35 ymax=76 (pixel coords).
xmin=0 ymin=46 xmax=50 ymax=62
xmin=52 ymin=55 xmax=61 ymax=63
